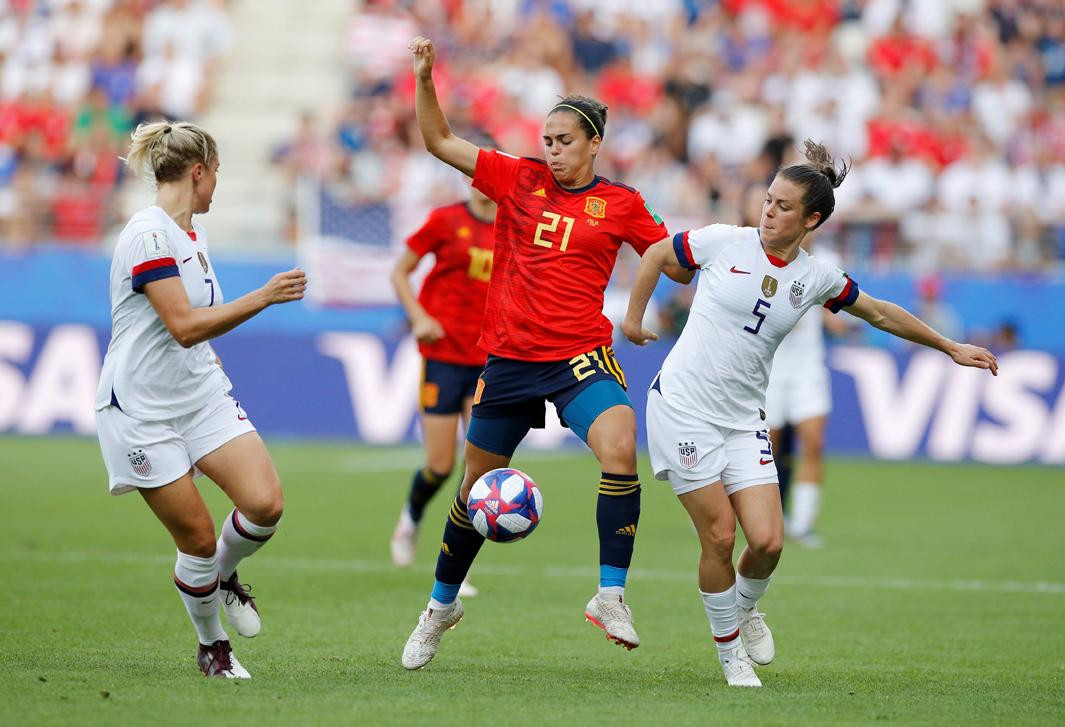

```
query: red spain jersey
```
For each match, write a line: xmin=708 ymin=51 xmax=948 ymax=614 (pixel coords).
xmin=408 ymin=202 xmax=495 ymax=366
xmin=473 ymin=149 xmax=668 ymax=361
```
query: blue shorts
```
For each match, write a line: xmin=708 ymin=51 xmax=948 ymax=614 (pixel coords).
xmin=420 ymin=359 xmax=484 ymax=415
xmin=466 ymin=345 xmax=632 ymax=456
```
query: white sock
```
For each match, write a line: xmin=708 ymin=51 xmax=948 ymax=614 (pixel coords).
xmin=599 ymin=586 xmax=625 ymax=598
xmin=700 ymin=585 xmax=740 ymax=654
xmin=789 ymin=482 xmax=821 ymax=535
xmin=217 ymin=509 xmax=278 ymax=580
xmin=735 ymin=574 xmax=771 ymax=611
xmin=174 ymin=551 xmax=227 ymax=645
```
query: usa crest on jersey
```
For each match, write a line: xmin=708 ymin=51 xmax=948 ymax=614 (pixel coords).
xmin=678 ymin=441 xmax=698 ymax=469
xmin=789 ymin=280 xmax=805 ymax=308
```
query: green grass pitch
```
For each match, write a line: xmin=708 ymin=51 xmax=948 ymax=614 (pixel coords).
xmin=2 ymin=436 xmax=1063 ymax=726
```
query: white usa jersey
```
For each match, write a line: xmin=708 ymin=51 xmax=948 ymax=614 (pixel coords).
xmin=660 ymin=224 xmax=858 ymax=431
xmin=95 ymin=206 xmax=231 ymax=421
xmin=770 ymin=246 xmax=842 ymax=372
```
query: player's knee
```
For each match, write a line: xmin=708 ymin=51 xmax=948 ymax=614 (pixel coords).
xmin=181 ymin=529 xmax=217 ymax=558
xmin=749 ymin=531 xmax=784 ymax=562
xmin=700 ymin=522 xmax=735 ymax=562
xmin=596 ymin=432 xmax=637 ymax=471
xmin=244 ymin=493 xmax=284 ymax=527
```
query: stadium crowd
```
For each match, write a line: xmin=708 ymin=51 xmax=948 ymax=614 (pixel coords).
xmin=0 ymin=0 xmax=230 ymax=246
xmin=3 ymin=0 xmax=1065 ymax=274
xmin=275 ymin=0 xmax=1065 ymax=273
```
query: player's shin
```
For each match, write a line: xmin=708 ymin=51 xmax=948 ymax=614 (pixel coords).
xmin=596 ymin=473 xmax=641 ymax=596
xmin=429 ymin=495 xmax=485 ymax=609
xmin=217 ymin=509 xmax=278 ymax=580
xmin=407 ymin=466 xmax=450 ymax=523
xmin=174 ymin=551 xmax=227 ymax=644
xmin=701 ymin=584 xmax=740 ymax=653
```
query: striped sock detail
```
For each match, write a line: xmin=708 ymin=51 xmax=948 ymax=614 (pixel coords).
xmin=448 ymin=497 xmax=475 ymax=530
xmin=174 ymin=574 xmax=219 ymax=598
xmin=231 ymin=510 xmax=274 ymax=543
xmin=599 ymin=472 xmax=640 ymax=497
xmin=713 ymin=628 xmax=741 ymax=644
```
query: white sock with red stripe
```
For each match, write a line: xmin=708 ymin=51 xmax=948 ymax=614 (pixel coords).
xmin=700 ymin=585 xmax=740 ymax=654
xmin=735 ymin=574 xmax=771 ymax=610
xmin=174 ymin=551 xmax=227 ymax=645
xmin=217 ymin=509 xmax=278 ymax=580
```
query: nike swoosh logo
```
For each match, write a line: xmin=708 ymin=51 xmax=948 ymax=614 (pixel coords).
xmin=760 ymin=458 xmax=773 ymax=465
xmin=730 ymin=266 xmax=750 ymax=274
xmin=182 ymin=256 xmax=193 ymax=263
xmin=237 ymin=415 xmax=248 ymax=421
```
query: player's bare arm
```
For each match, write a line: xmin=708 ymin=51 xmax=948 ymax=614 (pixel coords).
xmin=390 ymin=248 xmax=445 ymax=344
xmin=663 ymin=264 xmax=696 ymax=285
xmin=410 ymin=36 xmax=479 ymax=177
xmin=622 ymin=237 xmax=678 ymax=345
xmin=844 ymin=290 xmax=998 ymax=375
xmin=145 ymin=268 xmax=306 ymax=348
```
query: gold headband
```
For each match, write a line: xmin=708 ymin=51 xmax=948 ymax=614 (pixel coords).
xmin=551 ymin=103 xmax=601 ymax=138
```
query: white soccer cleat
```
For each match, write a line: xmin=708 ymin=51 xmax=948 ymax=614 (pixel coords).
xmin=458 ymin=578 xmax=478 ymax=598
xmin=220 ymin=572 xmax=261 ymax=638
xmin=787 ymin=528 xmax=824 ymax=549
xmin=738 ymin=605 xmax=775 ymax=665
xmin=401 ymin=599 xmax=464 ymax=670
xmin=584 ymin=593 xmax=640 ymax=650
xmin=197 ymin=639 xmax=251 ymax=679
xmin=719 ymin=643 xmax=761 ymax=687
xmin=390 ymin=509 xmax=418 ymax=568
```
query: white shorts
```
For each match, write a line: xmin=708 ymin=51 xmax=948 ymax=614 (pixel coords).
xmin=646 ymin=389 xmax=778 ymax=497
xmin=764 ymin=361 xmax=831 ymax=430
xmin=96 ymin=390 xmax=256 ymax=495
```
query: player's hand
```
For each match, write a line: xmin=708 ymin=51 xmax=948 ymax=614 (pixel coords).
xmin=948 ymin=342 xmax=998 ymax=375
xmin=261 ymin=268 xmax=306 ymax=305
xmin=409 ymin=36 xmax=435 ymax=80
xmin=622 ymin=318 xmax=659 ymax=346
xmin=412 ymin=314 xmax=445 ymax=344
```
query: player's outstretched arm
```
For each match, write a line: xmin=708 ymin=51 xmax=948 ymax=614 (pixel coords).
xmin=410 ymin=36 xmax=479 ymax=177
xmin=844 ymin=290 xmax=998 ymax=375
xmin=145 ymin=268 xmax=306 ymax=348
xmin=622 ymin=237 xmax=676 ymax=345
xmin=390 ymin=248 xmax=444 ymax=343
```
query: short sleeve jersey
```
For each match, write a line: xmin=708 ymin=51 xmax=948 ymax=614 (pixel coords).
xmin=407 ymin=202 xmax=495 ymax=366
xmin=770 ymin=246 xmax=843 ymax=372
xmin=94 ymin=206 xmax=231 ymax=421
xmin=473 ymin=148 xmax=668 ymax=361
xmin=662 ymin=224 xmax=858 ymax=430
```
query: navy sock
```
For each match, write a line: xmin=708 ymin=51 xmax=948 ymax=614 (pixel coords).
xmin=407 ymin=467 xmax=450 ymax=523
xmin=431 ymin=495 xmax=485 ymax=600
xmin=597 ymin=472 xmax=641 ymax=589
xmin=775 ymin=424 xmax=795 ymax=510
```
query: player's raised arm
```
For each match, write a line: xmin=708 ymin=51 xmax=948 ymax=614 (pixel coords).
xmin=410 ymin=36 xmax=479 ymax=177
xmin=843 ymin=290 xmax=998 ymax=375
xmin=622 ymin=236 xmax=676 ymax=345
xmin=145 ymin=268 xmax=306 ymax=348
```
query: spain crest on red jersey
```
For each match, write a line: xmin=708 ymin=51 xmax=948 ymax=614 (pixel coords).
xmin=584 ymin=196 xmax=607 ymax=219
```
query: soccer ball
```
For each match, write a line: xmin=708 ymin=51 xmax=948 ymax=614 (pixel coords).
xmin=467 ymin=468 xmax=543 ymax=543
